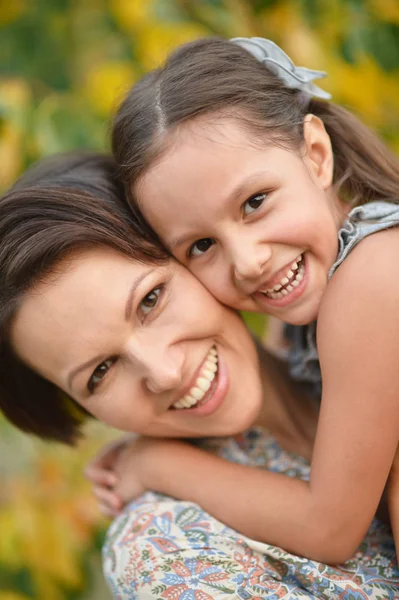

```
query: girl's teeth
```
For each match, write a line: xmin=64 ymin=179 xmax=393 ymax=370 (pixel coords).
xmin=264 ymin=254 xmax=304 ymax=298
xmin=173 ymin=347 xmax=218 ymax=410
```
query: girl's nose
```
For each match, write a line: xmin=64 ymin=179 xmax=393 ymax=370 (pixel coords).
xmin=233 ymin=242 xmax=272 ymax=282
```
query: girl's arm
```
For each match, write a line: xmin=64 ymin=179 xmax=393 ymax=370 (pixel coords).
xmin=388 ymin=445 xmax=399 ymax=557
xmin=117 ymin=231 xmax=399 ymax=564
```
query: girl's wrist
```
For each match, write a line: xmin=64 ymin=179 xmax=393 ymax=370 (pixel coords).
xmin=136 ymin=438 xmax=186 ymax=494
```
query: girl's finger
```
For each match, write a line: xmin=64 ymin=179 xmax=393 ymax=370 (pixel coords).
xmin=84 ymin=466 xmax=118 ymax=487
xmin=98 ymin=503 xmax=120 ymax=518
xmin=93 ymin=485 xmax=122 ymax=510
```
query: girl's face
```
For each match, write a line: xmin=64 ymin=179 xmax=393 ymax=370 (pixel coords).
xmin=137 ymin=115 xmax=346 ymax=325
xmin=11 ymin=249 xmax=262 ymax=438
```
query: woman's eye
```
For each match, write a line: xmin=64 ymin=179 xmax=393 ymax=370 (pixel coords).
xmin=139 ymin=286 xmax=162 ymax=315
xmin=189 ymin=238 xmax=215 ymax=258
xmin=88 ymin=358 xmax=115 ymax=393
xmin=243 ymin=193 xmax=267 ymax=216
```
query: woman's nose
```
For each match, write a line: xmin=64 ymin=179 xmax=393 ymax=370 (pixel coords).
xmin=125 ymin=340 xmax=183 ymax=395
xmin=145 ymin=363 xmax=182 ymax=394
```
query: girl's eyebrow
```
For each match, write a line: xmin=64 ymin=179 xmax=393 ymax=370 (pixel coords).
xmin=169 ymin=170 xmax=271 ymax=250
xmin=66 ymin=268 xmax=156 ymax=392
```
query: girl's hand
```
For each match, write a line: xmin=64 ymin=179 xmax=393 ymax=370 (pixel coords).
xmin=84 ymin=435 xmax=136 ymax=517
xmin=113 ymin=437 xmax=186 ymax=505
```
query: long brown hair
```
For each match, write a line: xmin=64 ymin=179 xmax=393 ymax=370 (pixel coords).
xmin=112 ymin=37 xmax=399 ymax=206
xmin=0 ymin=153 xmax=166 ymax=444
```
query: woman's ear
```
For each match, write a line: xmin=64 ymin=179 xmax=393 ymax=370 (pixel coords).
xmin=303 ymin=114 xmax=334 ymax=190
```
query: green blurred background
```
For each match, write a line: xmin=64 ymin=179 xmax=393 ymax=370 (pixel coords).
xmin=1 ymin=1 xmax=398 ymax=598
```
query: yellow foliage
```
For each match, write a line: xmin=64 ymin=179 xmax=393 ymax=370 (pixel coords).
xmin=0 ymin=0 xmax=25 ymax=25
xmin=135 ymin=22 xmax=209 ymax=70
xmin=0 ymin=593 xmax=31 ymax=600
xmin=261 ymin=0 xmax=302 ymax=35
xmin=0 ymin=423 xmax=113 ymax=597
xmin=111 ymin=0 xmax=155 ymax=31
xmin=0 ymin=79 xmax=31 ymax=189
xmin=84 ymin=61 xmax=138 ymax=116
xmin=327 ymin=54 xmax=399 ymax=126
xmin=0 ymin=122 xmax=23 ymax=190
xmin=368 ymin=0 xmax=399 ymax=24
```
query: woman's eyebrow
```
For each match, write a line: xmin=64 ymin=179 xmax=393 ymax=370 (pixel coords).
xmin=67 ymin=268 xmax=156 ymax=392
xmin=67 ymin=353 xmax=108 ymax=393
xmin=125 ymin=269 xmax=156 ymax=321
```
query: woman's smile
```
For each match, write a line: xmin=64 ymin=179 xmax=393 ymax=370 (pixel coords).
xmin=172 ymin=345 xmax=219 ymax=409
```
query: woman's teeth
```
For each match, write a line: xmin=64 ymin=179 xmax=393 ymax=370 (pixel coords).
xmin=263 ymin=254 xmax=304 ymax=299
xmin=173 ymin=347 xmax=218 ymax=410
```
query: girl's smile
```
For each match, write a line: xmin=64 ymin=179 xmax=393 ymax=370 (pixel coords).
xmin=137 ymin=115 xmax=346 ymax=325
xmin=254 ymin=252 xmax=309 ymax=309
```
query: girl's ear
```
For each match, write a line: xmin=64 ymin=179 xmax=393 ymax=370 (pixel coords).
xmin=303 ymin=114 xmax=334 ymax=190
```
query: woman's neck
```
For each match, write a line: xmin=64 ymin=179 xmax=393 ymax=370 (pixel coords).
xmin=254 ymin=341 xmax=318 ymax=461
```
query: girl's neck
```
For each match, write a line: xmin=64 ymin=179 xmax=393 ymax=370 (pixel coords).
xmin=255 ymin=341 xmax=318 ymax=461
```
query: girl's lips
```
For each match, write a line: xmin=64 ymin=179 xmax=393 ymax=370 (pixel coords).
xmin=180 ymin=348 xmax=229 ymax=417
xmin=254 ymin=252 xmax=308 ymax=309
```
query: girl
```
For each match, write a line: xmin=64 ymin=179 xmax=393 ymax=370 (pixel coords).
xmin=108 ymin=36 xmax=399 ymax=563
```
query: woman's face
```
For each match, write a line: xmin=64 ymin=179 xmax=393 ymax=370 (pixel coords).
xmin=11 ymin=248 xmax=262 ymax=438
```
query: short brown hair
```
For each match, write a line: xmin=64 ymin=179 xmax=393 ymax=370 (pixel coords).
xmin=0 ymin=153 xmax=167 ymax=444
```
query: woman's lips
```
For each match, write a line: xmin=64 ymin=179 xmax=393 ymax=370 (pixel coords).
xmin=172 ymin=346 xmax=218 ymax=409
xmin=171 ymin=347 xmax=229 ymax=417
xmin=190 ymin=349 xmax=229 ymax=416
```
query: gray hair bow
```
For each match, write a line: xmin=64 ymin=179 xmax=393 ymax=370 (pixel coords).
xmin=231 ymin=37 xmax=331 ymax=100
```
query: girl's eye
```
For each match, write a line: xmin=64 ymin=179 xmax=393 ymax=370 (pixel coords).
xmin=139 ymin=286 xmax=162 ymax=316
xmin=189 ymin=238 xmax=215 ymax=258
xmin=243 ymin=193 xmax=267 ymax=216
xmin=88 ymin=358 xmax=115 ymax=393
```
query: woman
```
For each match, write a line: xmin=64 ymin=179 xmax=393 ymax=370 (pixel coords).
xmin=0 ymin=153 xmax=397 ymax=598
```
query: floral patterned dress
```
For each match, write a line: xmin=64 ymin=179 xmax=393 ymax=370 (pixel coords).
xmin=103 ymin=428 xmax=399 ymax=599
